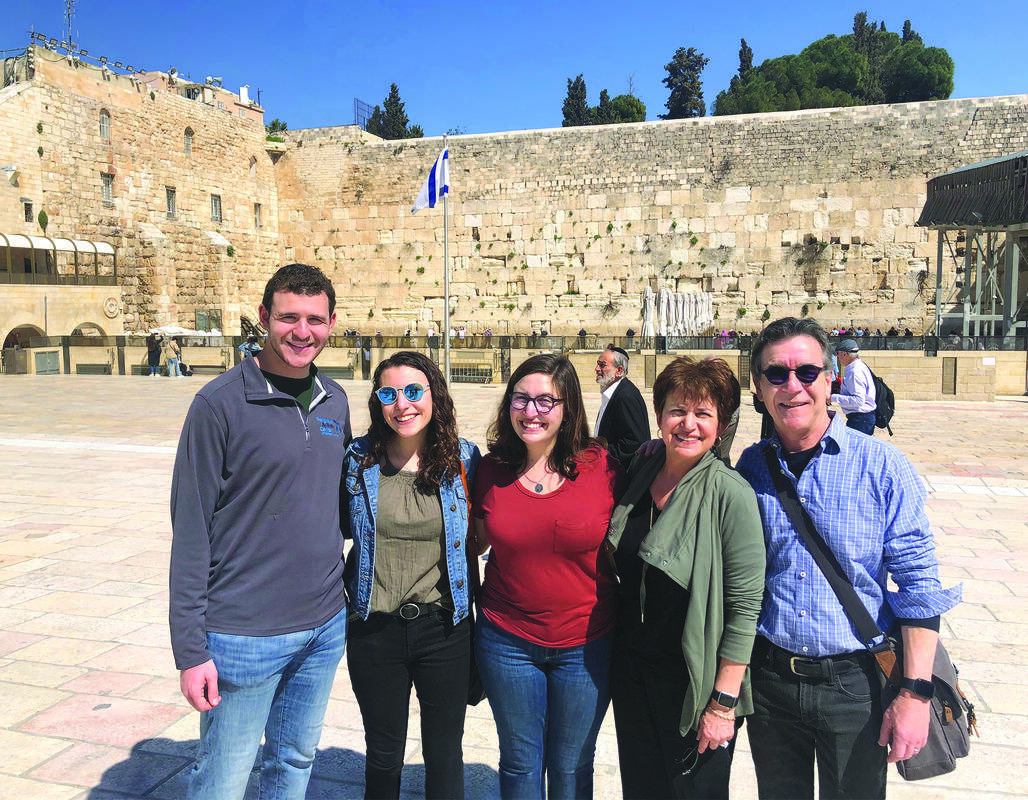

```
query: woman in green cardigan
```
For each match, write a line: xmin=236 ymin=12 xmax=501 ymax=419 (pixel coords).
xmin=606 ymin=356 xmax=765 ymax=799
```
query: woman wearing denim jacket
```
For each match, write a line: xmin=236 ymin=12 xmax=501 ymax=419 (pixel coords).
xmin=343 ymin=351 xmax=481 ymax=800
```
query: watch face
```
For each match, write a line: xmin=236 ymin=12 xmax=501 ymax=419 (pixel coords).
xmin=903 ymin=678 xmax=935 ymax=699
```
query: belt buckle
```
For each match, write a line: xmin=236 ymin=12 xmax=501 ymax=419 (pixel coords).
xmin=789 ymin=656 xmax=804 ymax=676
xmin=399 ymin=603 xmax=421 ymax=620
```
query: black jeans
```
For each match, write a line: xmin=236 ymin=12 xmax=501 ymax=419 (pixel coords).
xmin=611 ymin=643 xmax=740 ymax=799
xmin=347 ymin=609 xmax=471 ymax=800
xmin=747 ymin=638 xmax=887 ymax=800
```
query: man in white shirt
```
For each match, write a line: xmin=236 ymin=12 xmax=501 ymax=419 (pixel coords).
xmin=594 ymin=345 xmax=650 ymax=466
xmin=832 ymin=339 xmax=877 ymax=435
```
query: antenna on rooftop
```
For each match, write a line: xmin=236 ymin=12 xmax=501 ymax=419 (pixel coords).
xmin=64 ymin=0 xmax=77 ymax=50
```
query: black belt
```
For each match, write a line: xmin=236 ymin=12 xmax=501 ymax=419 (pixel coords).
xmin=761 ymin=638 xmax=869 ymax=681
xmin=393 ymin=602 xmax=444 ymax=620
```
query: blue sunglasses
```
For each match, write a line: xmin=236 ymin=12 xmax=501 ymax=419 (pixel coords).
xmin=376 ymin=383 xmax=428 ymax=405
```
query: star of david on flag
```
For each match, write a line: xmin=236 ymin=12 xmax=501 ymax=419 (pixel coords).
xmin=411 ymin=149 xmax=449 ymax=214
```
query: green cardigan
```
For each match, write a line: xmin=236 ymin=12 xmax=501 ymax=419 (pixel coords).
xmin=606 ymin=448 xmax=766 ymax=733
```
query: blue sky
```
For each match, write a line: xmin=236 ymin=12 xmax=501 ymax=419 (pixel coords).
xmin=6 ymin=0 xmax=1025 ymax=136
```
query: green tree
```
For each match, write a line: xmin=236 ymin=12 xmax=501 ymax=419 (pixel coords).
xmin=661 ymin=47 xmax=709 ymax=119
xmin=592 ymin=89 xmax=616 ymax=124
xmin=265 ymin=118 xmax=287 ymax=134
xmin=738 ymin=38 xmax=753 ymax=76
xmin=881 ymin=40 xmax=954 ymax=102
xmin=713 ymin=12 xmax=952 ymax=116
xmin=901 ymin=19 xmax=922 ymax=44
xmin=562 ymin=74 xmax=589 ymax=127
xmin=610 ymin=94 xmax=646 ymax=123
xmin=365 ymin=84 xmax=423 ymax=139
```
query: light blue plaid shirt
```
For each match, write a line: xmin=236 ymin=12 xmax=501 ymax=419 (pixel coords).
xmin=737 ymin=413 xmax=961 ymax=657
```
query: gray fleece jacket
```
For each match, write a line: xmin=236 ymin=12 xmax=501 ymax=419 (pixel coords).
xmin=169 ymin=357 xmax=351 ymax=669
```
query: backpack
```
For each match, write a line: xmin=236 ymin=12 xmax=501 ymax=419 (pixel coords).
xmin=869 ymin=369 xmax=895 ymax=435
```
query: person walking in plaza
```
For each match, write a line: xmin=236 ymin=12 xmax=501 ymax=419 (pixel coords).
xmin=343 ymin=351 xmax=481 ymax=800
xmin=165 ymin=335 xmax=183 ymax=377
xmin=736 ymin=317 xmax=960 ymax=800
xmin=831 ymin=338 xmax=876 ymax=435
xmin=472 ymin=354 xmax=625 ymax=799
xmin=146 ymin=332 xmax=162 ymax=376
xmin=595 ymin=344 xmax=650 ymax=468
xmin=170 ymin=263 xmax=350 ymax=800
xmin=606 ymin=357 xmax=765 ymax=799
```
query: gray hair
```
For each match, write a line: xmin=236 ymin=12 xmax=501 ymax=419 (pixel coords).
xmin=750 ymin=317 xmax=833 ymax=381
xmin=606 ymin=345 xmax=629 ymax=376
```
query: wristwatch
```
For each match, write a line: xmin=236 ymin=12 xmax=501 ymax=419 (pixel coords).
xmin=709 ymin=689 xmax=739 ymax=709
xmin=900 ymin=677 xmax=935 ymax=700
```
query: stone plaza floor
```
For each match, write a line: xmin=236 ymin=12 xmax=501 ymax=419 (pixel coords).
xmin=0 ymin=373 xmax=1025 ymax=799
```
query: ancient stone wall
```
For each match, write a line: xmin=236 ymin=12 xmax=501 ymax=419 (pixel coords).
xmin=0 ymin=46 xmax=280 ymax=333
xmin=276 ymin=95 xmax=1028 ymax=335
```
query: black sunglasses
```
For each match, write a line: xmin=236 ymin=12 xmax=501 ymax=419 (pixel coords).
xmin=376 ymin=383 xmax=428 ymax=404
xmin=761 ymin=364 xmax=825 ymax=386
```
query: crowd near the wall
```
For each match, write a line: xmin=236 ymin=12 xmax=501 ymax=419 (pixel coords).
xmin=169 ymin=264 xmax=961 ymax=800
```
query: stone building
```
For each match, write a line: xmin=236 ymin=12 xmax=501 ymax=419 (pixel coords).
xmin=2 ymin=38 xmax=1027 ymax=346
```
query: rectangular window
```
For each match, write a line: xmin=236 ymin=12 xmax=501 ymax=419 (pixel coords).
xmin=23 ymin=201 xmax=33 ymax=223
xmin=166 ymin=187 xmax=176 ymax=218
xmin=101 ymin=172 xmax=115 ymax=205
xmin=99 ymin=110 xmax=111 ymax=141
xmin=195 ymin=309 xmax=223 ymax=332
xmin=254 ymin=202 xmax=262 ymax=229
xmin=211 ymin=194 xmax=222 ymax=222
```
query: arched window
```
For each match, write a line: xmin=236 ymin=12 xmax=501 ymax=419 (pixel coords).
xmin=99 ymin=109 xmax=111 ymax=141
xmin=249 ymin=155 xmax=257 ymax=177
xmin=184 ymin=127 xmax=194 ymax=155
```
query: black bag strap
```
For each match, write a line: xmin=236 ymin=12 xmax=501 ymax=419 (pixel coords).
xmin=762 ymin=446 xmax=888 ymax=651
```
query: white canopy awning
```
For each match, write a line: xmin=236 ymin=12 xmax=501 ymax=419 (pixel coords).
xmin=0 ymin=233 xmax=116 ymax=256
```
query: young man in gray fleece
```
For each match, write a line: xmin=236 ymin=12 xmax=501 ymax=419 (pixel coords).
xmin=170 ymin=263 xmax=351 ymax=800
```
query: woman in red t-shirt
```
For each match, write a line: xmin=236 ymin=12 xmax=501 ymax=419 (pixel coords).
xmin=472 ymin=353 xmax=625 ymax=799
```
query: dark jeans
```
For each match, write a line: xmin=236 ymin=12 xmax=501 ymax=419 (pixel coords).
xmin=611 ymin=644 xmax=740 ymax=800
xmin=845 ymin=411 xmax=876 ymax=436
xmin=347 ymin=609 xmax=471 ymax=800
xmin=747 ymin=638 xmax=886 ymax=800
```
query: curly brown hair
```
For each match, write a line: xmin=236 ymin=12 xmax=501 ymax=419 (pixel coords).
xmin=364 ymin=351 xmax=460 ymax=492
xmin=487 ymin=353 xmax=598 ymax=479
xmin=651 ymin=356 xmax=740 ymax=431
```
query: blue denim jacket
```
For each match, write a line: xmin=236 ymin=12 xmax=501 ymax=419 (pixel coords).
xmin=343 ymin=435 xmax=481 ymax=624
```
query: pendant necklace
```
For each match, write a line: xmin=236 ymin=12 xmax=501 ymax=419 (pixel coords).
xmin=523 ymin=465 xmax=549 ymax=493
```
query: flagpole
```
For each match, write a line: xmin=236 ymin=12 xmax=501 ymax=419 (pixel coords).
xmin=442 ymin=134 xmax=451 ymax=384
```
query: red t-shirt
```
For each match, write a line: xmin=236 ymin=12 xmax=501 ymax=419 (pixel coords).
xmin=472 ymin=447 xmax=625 ymax=647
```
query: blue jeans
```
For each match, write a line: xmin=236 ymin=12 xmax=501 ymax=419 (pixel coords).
xmin=187 ymin=605 xmax=347 ymax=800
xmin=476 ymin=615 xmax=613 ymax=800
xmin=168 ymin=357 xmax=182 ymax=377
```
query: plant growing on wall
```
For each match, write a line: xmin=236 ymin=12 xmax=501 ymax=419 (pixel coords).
xmin=37 ymin=209 xmax=48 ymax=233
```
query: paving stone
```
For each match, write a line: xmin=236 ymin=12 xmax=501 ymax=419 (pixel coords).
xmin=0 ymin=681 xmax=69 ymax=727
xmin=0 ymin=728 xmax=73 ymax=775
xmin=0 ymin=660 xmax=86 ymax=688
xmin=27 ymin=742 xmax=191 ymax=795
xmin=17 ymin=694 xmax=188 ymax=748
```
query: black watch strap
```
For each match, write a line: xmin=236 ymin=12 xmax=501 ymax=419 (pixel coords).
xmin=710 ymin=689 xmax=739 ymax=709
xmin=900 ymin=677 xmax=935 ymax=700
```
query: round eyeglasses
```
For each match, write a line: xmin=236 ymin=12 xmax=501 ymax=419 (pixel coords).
xmin=761 ymin=364 xmax=825 ymax=385
xmin=510 ymin=392 xmax=564 ymax=414
xmin=376 ymin=383 xmax=428 ymax=405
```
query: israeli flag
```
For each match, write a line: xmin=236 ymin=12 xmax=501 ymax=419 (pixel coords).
xmin=411 ymin=149 xmax=449 ymax=214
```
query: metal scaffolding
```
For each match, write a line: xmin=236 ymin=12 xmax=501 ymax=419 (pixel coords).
xmin=917 ymin=151 xmax=1028 ymax=340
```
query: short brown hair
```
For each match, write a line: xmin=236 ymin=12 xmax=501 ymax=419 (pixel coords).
xmin=261 ymin=263 xmax=336 ymax=315
xmin=652 ymin=356 xmax=740 ymax=430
